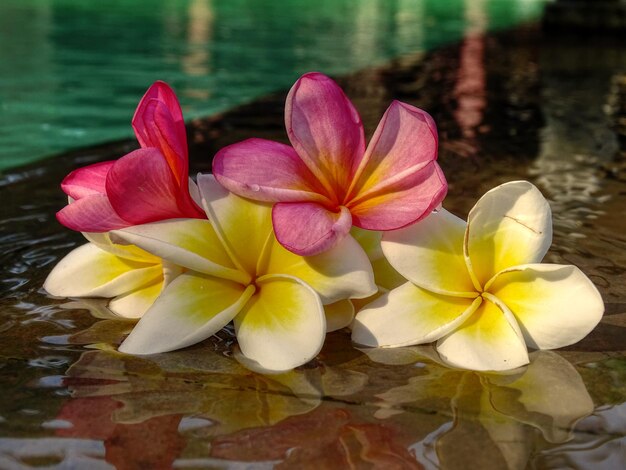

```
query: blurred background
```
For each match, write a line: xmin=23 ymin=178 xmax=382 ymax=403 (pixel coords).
xmin=0 ymin=0 xmax=550 ymax=170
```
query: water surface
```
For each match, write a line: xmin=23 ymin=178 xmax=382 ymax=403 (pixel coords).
xmin=1 ymin=14 xmax=625 ymax=470
xmin=0 ymin=0 xmax=547 ymax=170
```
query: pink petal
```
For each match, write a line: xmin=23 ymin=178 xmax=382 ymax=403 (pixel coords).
xmin=272 ymin=202 xmax=352 ymax=256
xmin=285 ymin=72 xmax=365 ymax=201
xmin=61 ymin=161 xmax=115 ymax=199
xmin=56 ymin=194 xmax=128 ymax=232
xmin=132 ymin=81 xmax=188 ymax=185
xmin=348 ymin=101 xmax=439 ymax=200
xmin=213 ymin=138 xmax=331 ymax=205
xmin=349 ymin=161 xmax=447 ymax=230
xmin=106 ymin=148 xmax=200 ymax=225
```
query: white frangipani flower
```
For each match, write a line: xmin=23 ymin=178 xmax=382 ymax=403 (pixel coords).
xmin=112 ymin=174 xmax=376 ymax=371
xmin=44 ymin=232 xmax=180 ymax=319
xmin=352 ymin=181 xmax=604 ymax=371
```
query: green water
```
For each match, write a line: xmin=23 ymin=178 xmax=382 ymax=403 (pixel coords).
xmin=0 ymin=0 xmax=546 ymax=171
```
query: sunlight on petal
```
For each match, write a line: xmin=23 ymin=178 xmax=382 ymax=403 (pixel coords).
xmin=132 ymin=81 xmax=187 ymax=184
xmin=466 ymin=181 xmax=552 ymax=287
xmin=83 ymin=232 xmax=161 ymax=263
xmin=264 ymin=233 xmax=375 ymax=303
xmin=113 ymin=219 xmax=247 ymax=284
xmin=348 ymin=161 xmax=447 ymax=231
xmin=352 ymin=282 xmax=481 ymax=347
xmin=235 ymin=274 xmax=325 ymax=371
xmin=382 ymin=209 xmax=477 ymax=296
xmin=487 ymin=264 xmax=604 ymax=349
xmin=44 ymin=243 xmax=162 ymax=298
xmin=198 ymin=174 xmax=273 ymax=276
xmin=119 ymin=272 xmax=253 ymax=354
xmin=437 ymin=297 xmax=529 ymax=371
xmin=285 ymin=72 xmax=365 ymax=197
xmin=61 ymin=161 xmax=113 ymax=199
xmin=349 ymin=101 xmax=438 ymax=198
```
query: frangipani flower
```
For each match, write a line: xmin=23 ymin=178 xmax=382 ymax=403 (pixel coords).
xmin=44 ymin=233 xmax=181 ymax=318
xmin=353 ymin=181 xmax=604 ymax=371
xmin=213 ymin=72 xmax=447 ymax=256
xmin=57 ymin=81 xmax=205 ymax=232
xmin=111 ymin=175 xmax=376 ymax=371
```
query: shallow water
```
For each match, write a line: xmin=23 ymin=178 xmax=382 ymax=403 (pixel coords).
xmin=0 ymin=0 xmax=547 ymax=170
xmin=1 ymin=22 xmax=625 ymax=469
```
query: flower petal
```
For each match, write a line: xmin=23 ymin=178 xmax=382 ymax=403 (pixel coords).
xmin=112 ymin=219 xmax=247 ymax=284
xmin=348 ymin=161 xmax=447 ymax=230
xmin=351 ymin=227 xmax=405 ymax=290
xmin=213 ymin=138 xmax=330 ymax=204
xmin=352 ymin=282 xmax=481 ymax=347
xmin=132 ymin=81 xmax=187 ymax=185
xmin=119 ymin=272 xmax=254 ymax=354
xmin=198 ymin=174 xmax=273 ymax=276
xmin=44 ymin=243 xmax=162 ymax=298
xmin=234 ymin=274 xmax=326 ymax=371
xmin=82 ymin=232 xmax=161 ymax=263
xmin=349 ymin=101 xmax=438 ymax=199
xmin=264 ymin=232 xmax=376 ymax=303
xmin=382 ymin=209 xmax=476 ymax=296
xmin=272 ymin=202 xmax=352 ymax=256
xmin=109 ymin=279 xmax=163 ymax=319
xmin=106 ymin=148 xmax=203 ymax=225
xmin=324 ymin=300 xmax=355 ymax=332
xmin=56 ymin=194 xmax=128 ymax=232
xmin=466 ymin=181 xmax=552 ymax=288
xmin=487 ymin=264 xmax=604 ymax=350
xmin=61 ymin=161 xmax=114 ymax=199
xmin=436 ymin=296 xmax=529 ymax=371
xmin=285 ymin=72 xmax=365 ymax=198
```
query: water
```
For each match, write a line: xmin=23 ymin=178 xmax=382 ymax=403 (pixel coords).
xmin=1 ymin=7 xmax=626 ymax=470
xmin=0 ymin=0 xmax=547 ymax=171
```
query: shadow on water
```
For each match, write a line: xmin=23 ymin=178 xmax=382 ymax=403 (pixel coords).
xmin=0 ymin=23 xmax=625 ymax=469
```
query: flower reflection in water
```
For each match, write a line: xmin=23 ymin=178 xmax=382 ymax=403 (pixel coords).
xmin=363 ymin=347 xmax=595 ymax=470
xmin=50 ymin=306 xmax=611 ymax=469
xmin=55 ymin=325 xmax=367 ymax=468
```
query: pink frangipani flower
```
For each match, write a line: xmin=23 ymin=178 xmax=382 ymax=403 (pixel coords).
xmin=213 ymin=72 xmax=448 ymax=256
xmin=57 ymin=81 xmax=205 ymax=232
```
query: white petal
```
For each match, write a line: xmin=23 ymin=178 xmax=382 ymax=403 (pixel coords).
xmin=382 ymin=209 xmax=476 ymax=296
xmin=351 ymin=226 xmax=383 ymax=261
xmin=44 ymin=243 xmax=162 ymax=298
xmin=82 ymin=232 xmax=160 ymax=263
xmin=324 ymin=299 xmax=355 ymax=332
xmin=466 ymin=181 xmax=552 ymax=287
xmin=198 ymin=173 xmax=273 ymax=277
xmin=109 ymin=279 xmax=163 ymax=319
xmin=264 ymin=233 xmax=376 ymax=303
xmin=113 ymin=219 xmax=248 ymax=284
xmin=352 ymin=282 xmax=481 ymax=347
xmin=119 ymin=272 xmax=254 ymax=354
xmin=234 ymin=274 xmax=326 ymax=371
xmin=487 ymin=264 xmax=604 ymax=349
xmin=436 ymin=295 xmax=529 ymax=371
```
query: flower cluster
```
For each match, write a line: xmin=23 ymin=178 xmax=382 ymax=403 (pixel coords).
xmin=45 ymin=74 xmax=604 ymax=372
